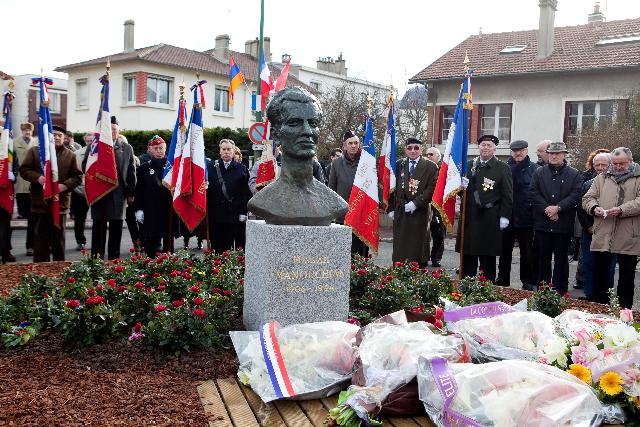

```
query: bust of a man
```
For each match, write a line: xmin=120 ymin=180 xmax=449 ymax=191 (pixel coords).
xmin=248 ymin=87 xmax=348 ymax=225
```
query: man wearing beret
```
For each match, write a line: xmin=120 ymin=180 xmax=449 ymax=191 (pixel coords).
xmin=13 ymin=122 xmax=37 ymax=257
xmin=388 ymin=138 xmax=438 ymax=266
xmin=530 ymin=141 xmax=582 ymax=295
xmin=19 ymin=125 xmax=83 ymax=262
xmin=456 ymin=134 xmax=513 ymax=283
xmin=496 ymin=140 xmax=539 ymax=289
xmin=83 ymin=116 xmax=136 ymax=260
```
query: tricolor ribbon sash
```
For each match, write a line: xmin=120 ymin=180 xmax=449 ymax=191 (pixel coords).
xmin=259 ymin=321 xmax=296 ymax=399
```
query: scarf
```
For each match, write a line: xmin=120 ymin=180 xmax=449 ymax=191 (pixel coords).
xmin=609 ymin=163 xmax=636 ymax=184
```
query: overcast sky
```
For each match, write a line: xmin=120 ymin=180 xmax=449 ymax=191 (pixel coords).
xmin=4 ymin=0 xmax=640 ymax=95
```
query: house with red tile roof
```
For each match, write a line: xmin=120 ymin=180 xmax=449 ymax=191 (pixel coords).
xmin=410 ymin=1 xmax=640 ymax=161
xmin=56 ymin=21 xmax=389 ymax=135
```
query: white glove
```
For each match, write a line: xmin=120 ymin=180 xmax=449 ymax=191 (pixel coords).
xmin=387 ymin=211 xmax=394 ymax=220
xmin=404 ymin=201 xmax=417 ymax=214
xmin=135 ymin=210 xmax=144 ymax=224
xmin=499 ymin=217 xmax=509 ymax=230
xmin=238 ymin=214 xmax=247 ymax=222
xmin=461 ymin=177 xmax=469 ymax=190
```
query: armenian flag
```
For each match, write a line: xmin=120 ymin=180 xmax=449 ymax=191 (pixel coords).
xmin=228 ymin=56 xmax=245 ymax=107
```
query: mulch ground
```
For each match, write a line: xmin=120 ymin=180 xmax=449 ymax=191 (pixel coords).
xmin=0 ymin=262 xmax=629 ymax=426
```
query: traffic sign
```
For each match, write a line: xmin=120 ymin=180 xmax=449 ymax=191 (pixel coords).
xmin=248 ymin=122 xmax=267 ymax=144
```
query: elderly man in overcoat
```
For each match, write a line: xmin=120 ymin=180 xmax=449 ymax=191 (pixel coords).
xmin=456 ymin=135 xmax=513 ymax=283
xmin=389 ymin=138 xmax=438 ymax=266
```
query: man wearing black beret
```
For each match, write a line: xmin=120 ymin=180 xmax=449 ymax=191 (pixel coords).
xmin=496 ymin=139 xmax=539 ymax=289
xmin=456 ymin=134 xmax=513 ymax=283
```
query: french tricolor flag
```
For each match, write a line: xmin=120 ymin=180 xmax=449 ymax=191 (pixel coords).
xmin=432 ymin=72 xmax=472 ymax=230
xmin=345 ymin=115 xmax=379 ymax=254
xmin=379 ymin=96 xmax=396 ymax=211
xmin=259 ymin=48 xmax=274 ymax=111
xmin=163 ymin=97 xmax=188 ymax=190
xmin=173 ymin=80 xmax=207 ymax=232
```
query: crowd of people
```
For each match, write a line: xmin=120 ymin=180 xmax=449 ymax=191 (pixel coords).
xmin=1 ymin=116 xmax=638 ymax=308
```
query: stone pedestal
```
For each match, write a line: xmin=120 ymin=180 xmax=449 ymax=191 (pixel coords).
xmin=243 ymin=220 xmax=351 ymax=330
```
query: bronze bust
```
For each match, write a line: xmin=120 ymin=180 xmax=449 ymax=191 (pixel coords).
xmin=247 ymin=87 xmax=348 ymax=225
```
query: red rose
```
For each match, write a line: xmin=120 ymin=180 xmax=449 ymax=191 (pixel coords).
xmin=223 ymin=290 xmax=233 ymax=296
xmin=236 ymin=256 xmax=244 ymax=263
xmin=117 ymin=285 xmax=126 ymax=293
xmin=214 ymin=259 xmax=221 ymax=266
xmin=192 ymin=308 xmax=206 ymax=318
xmin=159 ymin=279 xmax=167 ymax=286
xmin=357 ymin=268 xmax=366 ymax=276
xmin=394 ymin=261 xmax=404 ymax=268
xmin=157 ymin=284 xmax=166 ymax=292
xmin=43 ymin=292 xmax=49 ymax=299
xmin=411 ymin=266 xmax=418 ymax=272
xmin=154 ymin=304 xmax=167 ymax=312
xmin=107 ymin=278 xmax=117 ymax=287
xmin=212 ymin=267 xmax=220 ymax=274
xmin=563 ymin=292 xmax=569 ymax=299
xmin=68 ymin=277 xmax=76 ymax=284
xmin=479 ymin=275 xmax=487 ymax=283
xmin=411 ymin=261 xmax=419 ymax=268
xmin=193 ymin=297 xmax=204 ymax=305
xmin=65 ymin=299 xmax=80 ymax=308
xmin=115 ymin=265 xmax=124 ymax=273
xmin=212 ymin=287 xmax=222 ymax=294
xmin=153 ymin=272 xmax=160 ymax=278
xmin=172 ymin=299 xmax=184 ymax=307
xmin=88 ymin=288 xmax=96 ymax=296
xmin=386 ymin=274 xmax=394 ymax=281
xmin=170 ymin=270 xmax=178 ymax=278
xmin=183 ymin=272 xmax=192 ymax=279
xmin=134 ymin=322 xmax=142 ymax=332
xmin=186 ymin=259 xmax=193 ymax=266
xmin=191 ymin=285 xmax=200 ymax=292
xmin=134 ymin=281 xmax=144 ymax=289
xmin=85 ymin=296 xmax=106 ymax=305
xmin=97 ymin=284 xmax=104 ymax=291
xmin=431 ymin=270 xmax=442 ymax=279
xmin=239 ymin=279 xmax=244 ymax=286
xmin=130 ymin=247 xmax=136 ymax=253
xmin=155 ymin=252 xmax=161 ymax=257
xmin=222 ymin=251 xmax=230 ymax=258
xmin=351 ymin=264 xmax=356 ymax=271
xmin=172 ymin=256 xmax=179 ymax=262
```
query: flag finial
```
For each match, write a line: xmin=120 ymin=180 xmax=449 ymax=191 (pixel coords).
xmin=463 ymin=50 xmax=471 ymax=72
xmin=366 ymin=95 xmax=373 ymax=116
xmin=179 ymin=80 xmax=186 ymax=99
xmin=106 ymin=58 xmax=111 ymax=77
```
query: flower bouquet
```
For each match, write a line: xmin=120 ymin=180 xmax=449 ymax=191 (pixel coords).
xmin=445 ymin=301 xmax=566 ymax=365
xmin=230 ymin=320 xmax=359 ymax=402
xmin=327 ymin=309 xmax=468 ymax=426
xmin=418 ymin=357 xmax=604 ymax=427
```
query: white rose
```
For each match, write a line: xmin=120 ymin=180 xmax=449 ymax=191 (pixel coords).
xmin=543 ymin=337 xmax=569 ymax=368
xmin=603 ymin=324 xmax=639 ymax=349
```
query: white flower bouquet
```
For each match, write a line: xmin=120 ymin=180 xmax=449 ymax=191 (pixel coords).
xmin=418 ymin=357 xmax=604 ymax=427
xmin=230 ymin=320 xmax=359 ymax=402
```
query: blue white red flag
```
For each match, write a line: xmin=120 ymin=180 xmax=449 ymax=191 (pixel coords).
xmin=259 ymin=48 xmax=274 ymax=111
xmin=32 ymin=76 xmax=60 ymax=227
xmin=259 ymin=321 xmax=296 ymax=399
xmin=378 ymin=95 xmax=397 ymax=211
xmin=345 ymin=115 xmax=379 ymax=254
xmin=173 ymin=80 xmax=207 ymax=232
xmin=163 ymin=96 xmax=189 ymax=190
xmin=0 ymin=89 xmax=15 ymax=215
xmin=85 ymin=74 xmax=118 ymax=205
xmin=431 ymin=71 xmax=472 ymax=230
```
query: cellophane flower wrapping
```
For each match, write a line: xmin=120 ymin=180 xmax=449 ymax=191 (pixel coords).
xmin=447 ymin=304 xmax=564 ymax=364
xmin=340 ymin=310 xmax=469 ymax=422
xmin=418 ymin=357 xmax=604 ymax=427
xmin=230 ymin=321 xmax=359 ymax=402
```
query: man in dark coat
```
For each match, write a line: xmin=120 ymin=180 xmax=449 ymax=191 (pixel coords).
xmin=206 ymin=139 xmax=251 ymax=254
xmin=456 ymin=135 xmax=513 ymax=283
xmin=496 ymin=140 xmax=539 ymax=289
xmin=20 ymin=125 xmax=83 ymax=262
xmin=530 ymin=141 xmax=582 ymax=294
xmin=83 ymin=116 xmax=136 ymax=260
xmin=389 ymin=138 xmax=438 ymax=266
xmin=426 ymin=147 xmax=445 ymax=267
xmin=133 ymin=136 xmax=175 ymax=257
xmin=328 ymin=130 xmax=369 ymax=257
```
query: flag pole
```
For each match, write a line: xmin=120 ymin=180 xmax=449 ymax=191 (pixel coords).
xmin=168 ymin=80 xmax=186 ymax=253
xmin=458 ymin=53 xmax=471 ymax=281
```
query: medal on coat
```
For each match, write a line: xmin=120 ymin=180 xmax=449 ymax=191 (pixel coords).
xmin=409 ymin=178 xmax=420 ymax=195
xmin=149 ymin=169 xmax=155 ymax=175
xmin=482 ymin=177 xmax=495 ymax=191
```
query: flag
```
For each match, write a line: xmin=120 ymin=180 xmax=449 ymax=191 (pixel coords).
xmin=255 ymin=139 xmax=277 ymax=190
xmin=32 ymin=77 xmax=60 ymax=227
xmin=274 ymin=58 xmax=291 ymax=92
xmin=259 ymin=48 xmax=274 ymax=111
xmin=345 ymin=115 xmax=379 ymax=254
xmin=85 ymin=74 xmax=118 ymax=205
xmin=378 ymin=96 xmax=397 ymax=211
xmin=173 ymin=80 xmax=207 ymax=232
xmin=163 ymin=96 xmax=189 ymax=190
xmin=431 ymin=71 xmax=472 ymax=231
xmin=0 ymin=89 xmax=15 ymax=215
xmin=228 ymin=56 xmax=245 ymax=107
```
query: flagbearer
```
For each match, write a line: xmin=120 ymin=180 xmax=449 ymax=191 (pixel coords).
xmin=134 ymin=136 xmax=175 ymax=257
xmin=456 ymin=134 xmax=513 ymax=283
xmin=389 ymin=138 xmax=438 ymax=266
xmin=20 ymin=125 xmax=82 ymax=262
xmin=13 ymin=122 xmax=37 ymax=257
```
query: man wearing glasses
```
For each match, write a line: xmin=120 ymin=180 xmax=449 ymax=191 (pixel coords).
xmin=388 ymin=138 xmax=438 ymax=267
xmin=456 ymin=134 xmax=513 ymax=283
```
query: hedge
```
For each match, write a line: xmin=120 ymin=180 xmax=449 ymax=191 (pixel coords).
xmin=73 ymin=127 xmax=252 ymax=160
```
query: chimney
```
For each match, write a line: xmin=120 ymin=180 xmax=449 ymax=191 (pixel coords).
xmin=536 ymin=0 xmax=557 ymax=60
xmin=316 ymin=55 xmax=347 ymax=76
xmin=334 ymin=53 xmax=347 ymax=76
xmin=213 ymin=34 xmax=230 ymax=61
xmin=123 ymin=19 xmax=135 ymax=52
xmin=263 ymin=37 xmax=272 ymax=62
xmin=588 ymin=2 xmax=605 ymax=23
xmin=245 ymin=39 xmax=258 ymax=59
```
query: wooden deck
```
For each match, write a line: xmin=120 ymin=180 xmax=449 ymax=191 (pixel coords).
xmin=197 ymin=378 xmax=436 ymax=427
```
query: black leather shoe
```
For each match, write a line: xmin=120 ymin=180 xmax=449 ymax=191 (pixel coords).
xmin=523 ymin=284 xmax=534 ymax=291
xmin=573 ymin=282 xmax=583 ymax=289
xmin=431 ymin=261 xmax=441 ymax=267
